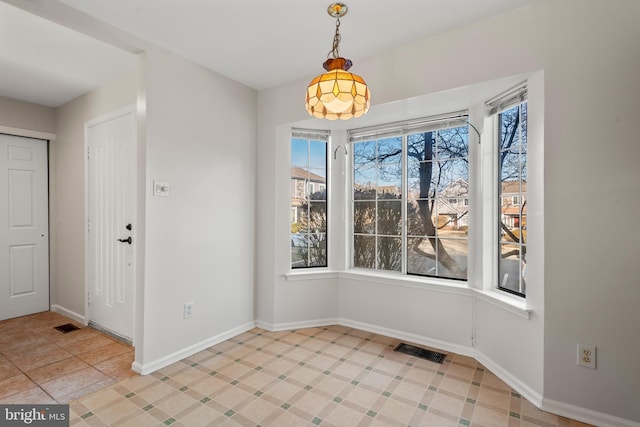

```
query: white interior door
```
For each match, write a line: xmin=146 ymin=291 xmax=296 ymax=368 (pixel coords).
xmin=87 ymin=107 xmax=135 ymax=341
xmin=0 ymin=134 xmax=49 ymax=321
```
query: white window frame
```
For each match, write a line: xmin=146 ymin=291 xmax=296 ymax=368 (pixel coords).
xmin=483 ymin=82 xmax=529 ymax=298
xmin=347 ymin=111 xmax=471 ymax=281
xmin=290 ymin=128 xmax=330 ymax=270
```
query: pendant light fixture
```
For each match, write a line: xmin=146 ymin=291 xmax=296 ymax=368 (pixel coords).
xmin=305 ymin=3 xmax=370 ymax=120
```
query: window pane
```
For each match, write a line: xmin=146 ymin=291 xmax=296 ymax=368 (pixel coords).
xmin=291 ymin=138 xmax=308 ymax=167
xmin=499 ymin=243 xmax=525 ymax=294
xmin=407 ymin=132 xmax=435 ymax=162
xmin=436 ymin=126 xmax=468 ymax=160
xmin=407 ymin=162 xmax=438 ymax=200
xmin=354 ymin=201 xmax=375 ymax=234
xmin=407 ymin=199 xmax=436 ymax=236
xmin=309 ymin=140 xmax=327 ymax=169
xmin=498 ymin=102 xmax=527 ymax=296
xmin=291 ymin=135 xmax=328 ymax=269
xmin=354 ymin=167 xmax=376 ymax=200
xmin=377 ymin=201 xmax=401 ymax=236
xmin=308 ymin=233 xmax=327 ymax=267
xmin=354 ymin=236 xmax=375 ymax=268
xmin=377 ymin=171 xmax=402 ymax=199
xmin=354 ymin=141 xmax=376 ymax=166
xmin=437 ymin=238 xmax=468 ymax=280
xmin=377 ymin=237 xmax=402 ymax=271
xmin=407 ymin=237 xmax=437 ymax=275
xmin=407 ymin=237 xmax=467 ymax=279
xmin=378 ymin=137 xmax=402 ymax=165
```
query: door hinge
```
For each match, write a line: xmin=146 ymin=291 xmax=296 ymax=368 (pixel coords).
xmin=87 ymin=291 xmax=90 ymax=306
xmin=87 ymin=147 xmax=90 ymax=160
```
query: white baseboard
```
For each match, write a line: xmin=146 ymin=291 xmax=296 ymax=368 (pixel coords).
xmin=51 ymin=304 xmax=87 ymax=325
xmin=132 ymin=321 xmax=256 ymax=375
xmin=540 ymin=397 xmax=640 ymax=427
xmin=255 ymin=317 xmax=339 ymax=332
xmin=338 ymin=318 xmax=476 ymax=359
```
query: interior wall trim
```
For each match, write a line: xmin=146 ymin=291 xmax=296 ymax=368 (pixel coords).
xmin=0 ymin=125 xmax=56 ymax=141
xmin=132 ymin=321 xmax=256 ymax=375
xmin=51 ymin=304 xmax=86 ymax=325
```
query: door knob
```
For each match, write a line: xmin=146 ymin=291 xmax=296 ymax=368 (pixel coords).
xmin=118 ymin=237 xmax=132 ymax=244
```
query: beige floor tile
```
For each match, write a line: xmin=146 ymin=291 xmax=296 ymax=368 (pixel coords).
xmin=155 ymin=392 xmax=199 ymax=415
xmin=234 ymin=395 xmax=279 ymax=424
xmin=177 ymin=404 xmax=224 ymax=427
xmin=378 ymin=397 xmax=417 ymax=425
xmin=324 ymin=402 xmax=366 ymax=426
xmin=472 ymin=404 xmax=511 ymax=426
xmin=428 ymin=391 xmax=466 ymax=417
xmin=344 ymin=386 xmax=383 ymax=410
xmin=262 ymin=379 xmax=301 ymax=402
xmin=90 ymin=398 xmax=140 ymax=426
xmin=438 ymin=375 xmax=472 ymax=398
xmin=418 ymin=411 xmax=460 ymax=427
xmin=212 ymin=385 xmax=254 ymax=409
xmin=477 ymin=385 xmax=512 ymax=410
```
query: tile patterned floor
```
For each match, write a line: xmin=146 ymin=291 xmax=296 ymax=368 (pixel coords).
xmin=64 ymin=325 xmax=592 ymax=427
xmin=0 ymin=311 xmax=136 ymax=404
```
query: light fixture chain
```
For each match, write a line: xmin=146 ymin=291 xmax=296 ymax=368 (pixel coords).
xmin=329 ymin=18 xmax=341 ymax=59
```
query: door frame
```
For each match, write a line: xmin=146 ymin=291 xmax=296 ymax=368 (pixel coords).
xmin=0 ymin=131 xmax=53 ymax=320
xmin=0 ymin=125 xmax=55 ymax=317
xmin=83 ymin=104 xmax=137 ymax=345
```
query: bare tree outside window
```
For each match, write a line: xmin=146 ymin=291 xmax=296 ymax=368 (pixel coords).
xmin=352 ymin=125 xmax=469 ymax=279
xmin=498 ymin=103 xmax=527 ymax=296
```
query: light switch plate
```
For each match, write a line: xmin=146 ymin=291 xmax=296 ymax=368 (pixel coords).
xmin=154 ymin=181 xmax=170 ymax=197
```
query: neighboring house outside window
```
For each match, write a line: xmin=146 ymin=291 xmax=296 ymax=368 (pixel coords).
xmin=494 ymin=96 xmax=528 ymax=297
xmin=290 ymin=130 xmax=329 ymax=268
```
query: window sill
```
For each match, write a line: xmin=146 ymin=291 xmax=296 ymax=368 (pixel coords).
xmin=285 ymin=270 xmax=339 ymax=282
xmin=472 ymin=289 xmax=532 ymax=319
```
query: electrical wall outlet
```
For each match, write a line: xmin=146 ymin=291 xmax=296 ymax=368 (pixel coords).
xmin=577 ymin=343 xmax=596 ymax=368
xmin=184 ymin=302 xmax=194 ymax=319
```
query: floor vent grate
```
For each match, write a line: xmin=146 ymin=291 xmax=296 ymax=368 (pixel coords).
xmin=394 ymin=343 xmax=447 ymax=364
xmin=54 ymin=323 xmax=80 ymax=334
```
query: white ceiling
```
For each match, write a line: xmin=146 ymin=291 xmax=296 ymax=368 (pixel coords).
xmin=1 ymin=0 xmax=540 ymax=108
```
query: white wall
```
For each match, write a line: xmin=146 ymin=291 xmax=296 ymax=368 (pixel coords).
xmin=540 ymin=1 xmax=640 ymax=423
xmin=138 ymin=48 xmax=257 ymax=369
xmin=52 ymin=70 xmax=138 ymax=317
xmin=256 ymin=0 xmax=640 ymax=424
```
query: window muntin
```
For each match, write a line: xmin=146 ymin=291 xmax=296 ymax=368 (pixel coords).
xmin=497 ymin=102 xmax=528 ymax=296
xmin=350 ymin=116 xmax=469 ymax=280
xmin=291 ymin=131 xmax=328 ymax=269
